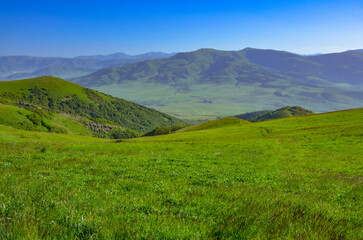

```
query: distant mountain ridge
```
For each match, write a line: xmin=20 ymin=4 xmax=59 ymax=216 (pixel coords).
xmin=77 ymin=48 xmax=313 ymax=88
xmin=75 ymin=52 xmax=176 ymax=61
xmin=77 ymin=48 xmax=363 ymax=87
xmin=243 ymin=48 xmax=363 ymax=86
xmin=0 ymin=52 xmax=176 ymax=81
xmin=72 ymin=48 xmax=363 ymax=119
xmin=3 ymin=48 xmax=363 ymax=120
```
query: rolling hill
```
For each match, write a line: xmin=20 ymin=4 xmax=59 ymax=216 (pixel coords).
xmin=177 ymin=117 xmax=249 ymax=132
xmin=234 ymin=106 xmax=314 ymax=122
xmin=233 ymin=110 xmax=271 ymax=121
xmin=0 ymin=76 xmax=185 ymax=137
xmin=74 ymin=48 xmax=363 ymax=120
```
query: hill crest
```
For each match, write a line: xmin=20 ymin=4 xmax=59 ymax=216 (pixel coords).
xmin=0 ymin=76 xmax=185 ymax=136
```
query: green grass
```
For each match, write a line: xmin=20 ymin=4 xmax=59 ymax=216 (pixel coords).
xmin=0 ymin=103 xmax=34 ymax=126
xmin=0 ymin=124 xmax=105 ymax=143
xmin=0 ymin=76 xmax=92 ymax=102
xmin=178 ymin=117 xmax=249 ymax=132
xmin=0 ymin=108 xmax=362 ymax=239
xmin=0 ymin=77 xmax=185 ymax=134
xmin=0 ymin=103 xmax=94 ymax=135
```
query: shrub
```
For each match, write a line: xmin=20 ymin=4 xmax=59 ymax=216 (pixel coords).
xmin=109 ymin=128 xmax=140 ymax=139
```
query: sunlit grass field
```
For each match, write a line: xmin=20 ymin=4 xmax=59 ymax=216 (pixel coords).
xmin=0 ymin=108 xmax=362 ymax=239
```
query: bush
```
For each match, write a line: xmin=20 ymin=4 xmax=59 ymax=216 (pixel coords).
xmin=109 ymin=128 xmax=140 ymax=139
xmin=144 ymin=124 xmax=189 ymax=136
xmin=144 ymin=126 xmax=171 ymax=136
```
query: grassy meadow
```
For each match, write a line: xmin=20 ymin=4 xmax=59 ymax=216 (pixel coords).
xmin=0 ymin=108 xmax=362 ymax=239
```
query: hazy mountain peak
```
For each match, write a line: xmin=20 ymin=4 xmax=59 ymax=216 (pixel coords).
xmin=75 ymin=52 xmax=132 ymax=60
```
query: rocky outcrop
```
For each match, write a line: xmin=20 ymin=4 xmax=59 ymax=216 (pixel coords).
xmin=83 ymin=121 xmax=122 ymax=134
xmin=60 ymin=113 xmax=122 ymax=134
xmin=16 ymin=101 xmax=42 ymax=109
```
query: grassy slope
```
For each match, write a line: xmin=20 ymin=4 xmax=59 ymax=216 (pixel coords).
xmin=0 ymin=124 xmax=105 ymax=143
xmin=239 ymin=106 xmax=315 ymax=122
xmin=0 ymin=76 xmax=92 ymax=101
xmin=178 ymin=117 xmax=249 ymax=132
xmin=234 ymin=110 xmax=271 ymax=120
xmin=0 ymin=103 xmax=93 ymax=135
xmin=0 ymin=77 xmax=185 ymax=133
xmin=0 ymin=108 xmax=362 ymax=239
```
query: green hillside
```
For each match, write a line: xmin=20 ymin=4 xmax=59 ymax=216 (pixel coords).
xmin=0 ymin=103 xmax=94 ymax=135
xmin=250 ymin=106 xmax=314 ymax=122
xmin=75 ymin=48 xmax=363 ymax=120
xmin=178 ymin=117 xmax=249 ymax=132
xmin=0 ymin=108 xmax=361 ymax=238
xmin=0 ymin=76 xmax=185 ymax=136
xmin=76 ymin=48 xmax=303 ymax=88
xmin=233 ymin=110 xmax=271 ymax=121
xmin=234 ymin=106 xmax=314 ymax=122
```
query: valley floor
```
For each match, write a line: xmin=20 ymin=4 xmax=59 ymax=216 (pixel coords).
xmin=0 ymin=108 xmax=362 ymax=239
xmin=96 ymin=82 xmax=363 ymax=121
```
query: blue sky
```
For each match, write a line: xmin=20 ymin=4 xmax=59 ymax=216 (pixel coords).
xmin=0 ymin=0 xmax=362 ymax=57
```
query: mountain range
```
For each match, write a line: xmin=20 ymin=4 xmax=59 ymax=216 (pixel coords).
xmin=73 ymin=48 xmax=363 ymax=120
xmin=2 ymin=48 xmax=362 ymax=121
xmin=0 ymin=52 xmax=176 ymax=81
xmin=77 ymin=48 xmax=363 ymax=87
xmin=75 ymin=52 xmax=175 ymax=61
